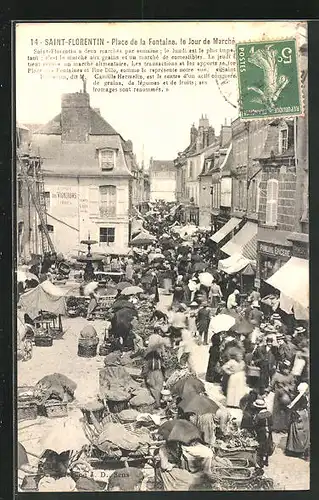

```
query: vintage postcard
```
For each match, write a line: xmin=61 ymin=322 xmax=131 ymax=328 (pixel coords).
xmin=15 ymin=21 xmax=309 ymax=493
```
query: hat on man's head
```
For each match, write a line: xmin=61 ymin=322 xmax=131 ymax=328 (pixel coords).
xmin=276 ymin=333 xmax=285 ymax=340
xmin=272 ymin=313 xmax=281 ymax=321
xmin=294 ymin=326 xmax=307 ymax=335
xmin=190 ymin=301 xmax=198 ymax=307
xmin=253 ymin=398 xmax=267 ymax=409
xmin=234 ymin=289 xmax=240 ymax=295
xmin=252 ymin=301 xmax=260 ymax=308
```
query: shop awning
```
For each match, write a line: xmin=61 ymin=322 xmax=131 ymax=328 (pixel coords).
xmin=210 ymin=217 xmax=241 ymax=244
xmin=221 ymin=221 xmax=258 ymax=259
xmin=266 ymin=257 xmax=309 ymax=310
xmin=218 ymin=253 xmax=254 ymax=275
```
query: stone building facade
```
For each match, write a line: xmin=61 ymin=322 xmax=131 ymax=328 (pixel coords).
xmin=28 ymin=90 xmax=133 ymax=256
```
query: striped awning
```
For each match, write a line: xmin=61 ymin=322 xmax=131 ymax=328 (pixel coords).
xmin=210 ymin=217 xmax=241 ymax=244
xmin=221 ymin=222 xmax=258 ymax=259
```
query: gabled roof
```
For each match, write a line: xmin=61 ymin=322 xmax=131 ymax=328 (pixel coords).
xmin=150 ymin=160 xmax=175 ymax=172
xmin=33 ymin=108 xmax=119 ymax=136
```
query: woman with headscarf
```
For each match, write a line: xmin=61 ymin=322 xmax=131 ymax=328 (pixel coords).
xmin=86 ymin=291 xmax=99 ymax=320
xmin=267 ymin=360 xmax=295 ymax=433
xmin=285 ymin=383 xmax=310 ymax=460
xmin=141 ymin=334 xmax=169 ymax=408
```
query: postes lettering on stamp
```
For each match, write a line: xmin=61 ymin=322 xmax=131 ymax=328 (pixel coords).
xmin=236 ymin=39 xmax=302 ymax=119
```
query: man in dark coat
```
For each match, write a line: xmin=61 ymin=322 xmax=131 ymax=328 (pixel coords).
xmin=253 ymin=336 xmax=278 ymax=395
xmin=196 ymin=302 xmax=212 ymax=345
xmin=248 ymin=302 xmax=264 ymax=327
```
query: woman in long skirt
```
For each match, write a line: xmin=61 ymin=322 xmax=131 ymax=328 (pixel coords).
xmin=205 ymin=333 xmax=222 ymax=383
xmin=286 ymin=394 xmax=310 ymax=460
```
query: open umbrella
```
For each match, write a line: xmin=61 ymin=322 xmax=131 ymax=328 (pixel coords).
xmin=40 ymin=416 xmax=89 ymax=455
xmin=129 ymin=231 xmax=156 ymax=247
xmin=170 ymin=376 xmax=205 ymax=398
xmin=208 ymin=314 xmax=236 ymax=334
xmin=230 ymin=318 xmax=254 ymax=335
xmin=120 ymin=286 xmax=143 ymax=296
xmin=179 ymin=394 xmax=220 ymax=415
xmin=158 ymin=419 xmax=201 ymax=445
xmin=117 ymin=282 xmax=132 ymax=291
xmin=17 ymin=270 xmax=39 ymax=283
xmin=198 ymin=272 xmax=214 ymax=287
xmin=83 ymin=282 xmax=98 ymax=296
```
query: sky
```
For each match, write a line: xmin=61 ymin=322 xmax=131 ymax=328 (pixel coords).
xmin=16 ymin=21 xmax=305 ymax=165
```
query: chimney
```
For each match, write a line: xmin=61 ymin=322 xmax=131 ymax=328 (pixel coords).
xmin=61 ymin=92 xmax=90 ymax=143
xmin=126 ymin=140 xmax=133 ymax=152
xmin=190 ymin=123 xmax=198 ymax=144
xmin=207 ymin=126 xmax=215 ymax=146
xmin=220 ymin=125 xmax=232 ymax=147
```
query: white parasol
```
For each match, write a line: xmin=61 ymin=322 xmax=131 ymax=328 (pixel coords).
xmin=198 ymin=272 xmax=214 ymax=287
xmin=40 ymin=416 xmax=89 ymax=455
xmin=83 ymin=282 xmax=99 ymax=296
xmin=17 ymin=270 xmax=39 ymax=283
xmin=208 ymin=314 xmax=236 ymax=335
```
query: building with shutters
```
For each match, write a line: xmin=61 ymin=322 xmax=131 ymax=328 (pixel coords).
xmin=27 ymin=89 xmax=134 ymax=256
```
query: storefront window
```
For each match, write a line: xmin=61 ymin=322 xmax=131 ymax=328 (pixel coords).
xmin=260 ymin=254 xmax=285 ymax=280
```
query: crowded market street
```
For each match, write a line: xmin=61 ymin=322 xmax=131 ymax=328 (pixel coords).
xmin=17 ymin=202 xmax=310 ymax=492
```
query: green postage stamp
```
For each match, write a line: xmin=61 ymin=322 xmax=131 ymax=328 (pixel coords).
xmin=236 ymin=39 xmax=302 ymax=119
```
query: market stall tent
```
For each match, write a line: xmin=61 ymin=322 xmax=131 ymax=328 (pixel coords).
xmin=18 ymin=280 xmax=67 ymax=319
xmin=266 ymin=257 xmax=309 ymax=312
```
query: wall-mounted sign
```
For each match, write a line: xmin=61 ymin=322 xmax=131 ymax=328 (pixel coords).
xmin=50 ymin=185 xmax=78 ymax=218
xmin=258 ymin=242 xmax=291 ymax=259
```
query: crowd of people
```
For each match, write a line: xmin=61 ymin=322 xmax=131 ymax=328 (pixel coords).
xmin=18 ymin=201 xmax=310 ymax=491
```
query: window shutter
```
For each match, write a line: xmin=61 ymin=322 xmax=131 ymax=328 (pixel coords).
xmin=89 ymin=186 xmax=99 ymax=216
xmin=266 ymin=179 xmax=279 ymax=225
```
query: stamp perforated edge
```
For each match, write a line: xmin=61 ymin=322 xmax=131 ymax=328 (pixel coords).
xmin=234 ymin=34 xmax=306 ymax=122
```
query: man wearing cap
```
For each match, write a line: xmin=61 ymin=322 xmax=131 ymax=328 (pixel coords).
xmin=196 ymin=301 xmax=212 ymax=345
xmin=276 ymin=334 xmax=296 ymax=363
xmin=253 ymin=336 xmax=278 ymax=395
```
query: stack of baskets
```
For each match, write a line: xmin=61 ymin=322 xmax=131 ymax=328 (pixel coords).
xmin=17 ymin=386 xmax=38 ymax=422
xmin=78 ymin=338 xmax=99 ymax=357
xmin=78 ymin=325 xmax=99 ymax=358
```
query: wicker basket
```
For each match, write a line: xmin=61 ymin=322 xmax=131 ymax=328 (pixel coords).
xmin=34 ymin=335 xmax=53 ymax=347
xmin=81 ymin=402 xmax=105 ymax=424
xmin=78 ymin=338 xmax=99 ymax=358
xmin=43 ymin=400 xmax=68 ymax=418
xmin=18 ymin=401 xmax=38 ymax=422
xmin=107 ymin=399 xmax=130 ymax=414
xmin=98 ymin=343 xmax=112 ymax=356
xmin=215 ymin=446 xmax=258 ymax=466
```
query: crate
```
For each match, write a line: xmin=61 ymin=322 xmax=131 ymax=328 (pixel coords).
xmin=34 ymin=336 xmax=53 ymax=347
xmin=18 ymin=401 xmax=38 ymax=422
xmin=43 ymin=400 xmax=68 ymax=418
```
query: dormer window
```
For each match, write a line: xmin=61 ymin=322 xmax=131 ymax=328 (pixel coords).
xmin=99 ymin=148 xmax=116 ymax=171
xmin=279 ymin=127 xmax=288 ymax=154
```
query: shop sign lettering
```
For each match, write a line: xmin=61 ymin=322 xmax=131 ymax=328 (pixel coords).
xmin=259 ymin=242 xmax=291 ymax=258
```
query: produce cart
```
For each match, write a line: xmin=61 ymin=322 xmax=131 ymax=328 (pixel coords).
xmin=34 ymin=312 xmax=65 ymax=339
